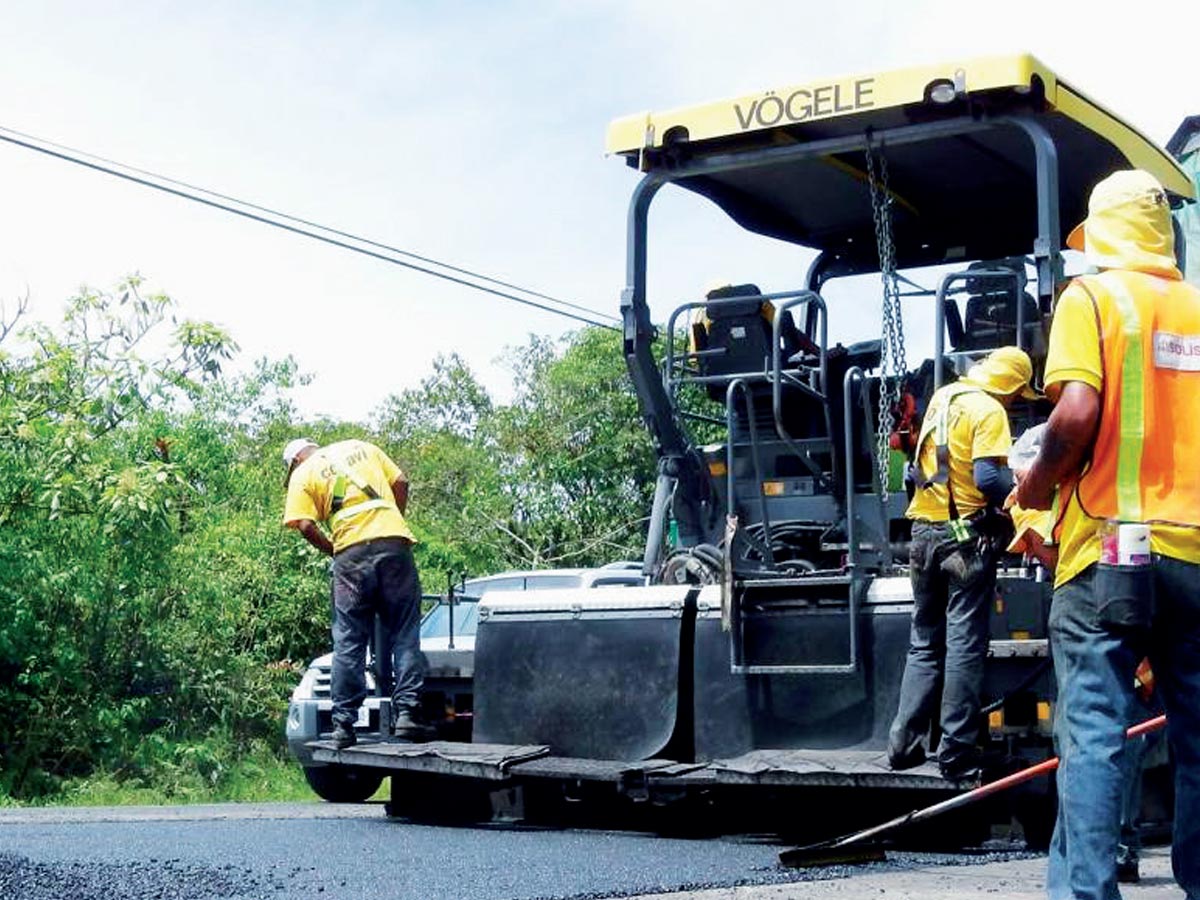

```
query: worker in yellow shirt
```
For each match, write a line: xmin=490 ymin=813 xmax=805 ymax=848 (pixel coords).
xmin=283 ymin=437 xmax=433 ymax=748
xmin=888 ymin=346 xmax=1036 ymax=781
xmin=1017 ymin=170 xmax=1200 ymax=900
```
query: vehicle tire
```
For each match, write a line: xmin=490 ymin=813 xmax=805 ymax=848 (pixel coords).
xmin=303 ymin=765 xmax=385 ymax=803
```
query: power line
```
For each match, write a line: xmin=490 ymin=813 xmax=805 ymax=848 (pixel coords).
xmin=0 ymin=124 xmax=617 ymax=325
xmin=0 ymin=125 xmax=619 ymax=331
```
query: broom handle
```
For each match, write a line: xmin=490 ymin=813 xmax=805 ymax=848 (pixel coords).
xmin=833 ymin=714 xmax=1167 ymax=848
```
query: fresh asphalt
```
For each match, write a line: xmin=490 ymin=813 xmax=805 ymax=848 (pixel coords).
xmin=0 ymin=802 xmax=1036 ymax=900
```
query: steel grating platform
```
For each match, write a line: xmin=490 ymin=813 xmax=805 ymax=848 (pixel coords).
xmin=309 ymin=740 xmax=549 ymax=780
xmin=707 ymin=748 xmax=955 ymax=789
xmin=310 ymin=741 xmax=957 ymax=790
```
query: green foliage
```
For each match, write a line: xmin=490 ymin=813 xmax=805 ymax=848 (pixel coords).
xmin=378 ymin=329 xmax=657 ymax=573
xmin=490 ymin=328 xmax=656 ymax=566
xmin=0 ymin=280 xmax=656 ymax=804
xmin=4 ymin=737 xmax=316 ymax=807
xmin=0 ymin=283 xmax=322 ymax=801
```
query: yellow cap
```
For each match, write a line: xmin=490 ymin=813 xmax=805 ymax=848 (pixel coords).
xmin=962 ymin=346 xmax=1039 ymax=400
xmin=1066 ymin=170 xmax=1179 ymax=276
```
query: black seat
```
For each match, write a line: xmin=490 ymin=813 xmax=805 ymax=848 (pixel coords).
xmin=699 ymin=285 xmax=775 ymax=399
xmin=957 ymin=261 xmax=1040 ymax=352
xmin=697 ymin=284 xmax=825 ymax=446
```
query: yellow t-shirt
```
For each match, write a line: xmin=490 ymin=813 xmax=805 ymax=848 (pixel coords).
xmin=283 ymin=439 xmax=416 ymax=554
xmin=906 ymin=385 xmax=1012 ymax=522
xmin=1044 ymin=281 xmax=1200 ymax=587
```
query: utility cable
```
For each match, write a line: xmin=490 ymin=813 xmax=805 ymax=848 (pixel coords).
xmin=0 ymin=126 xmax=619 ymax=331
xmin=0 ymin=125 xmax=616 ymax=324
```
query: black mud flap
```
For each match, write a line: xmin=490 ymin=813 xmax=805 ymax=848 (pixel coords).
xmin=473 ymin=586 xmax=697 ymax=760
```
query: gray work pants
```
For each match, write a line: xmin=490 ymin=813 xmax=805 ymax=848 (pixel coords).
xmin=888 ymin=520 xmax=998 ymax=771
xmin=329 ymin=537 xmax=427 ymax=728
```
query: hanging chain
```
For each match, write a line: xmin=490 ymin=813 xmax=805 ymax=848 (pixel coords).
xmin=865 ymin=138 xmax=907 ymax=501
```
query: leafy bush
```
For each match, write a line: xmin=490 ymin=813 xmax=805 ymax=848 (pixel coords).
xmin=0 ymin=281 xmax=656 ymax=803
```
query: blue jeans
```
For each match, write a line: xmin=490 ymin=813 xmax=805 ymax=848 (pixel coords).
xmin=1047 ymin=558 xmax=1200 ymax=900
xmin=329 ymin=538 xmax=427 ymax=728
xmin=1117 ymin=698 xmax=1162 ymax=868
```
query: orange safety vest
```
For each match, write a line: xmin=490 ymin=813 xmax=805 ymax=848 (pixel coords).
xmin=1074 ymin=269 xmax=1200 ymax=526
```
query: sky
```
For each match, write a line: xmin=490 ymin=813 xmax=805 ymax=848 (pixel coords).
xmin=0 ymin=1 xmax=1197 ymax=423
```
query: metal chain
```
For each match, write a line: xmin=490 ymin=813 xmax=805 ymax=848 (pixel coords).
xmin=865 ymin=139 xmax=907 ymax=501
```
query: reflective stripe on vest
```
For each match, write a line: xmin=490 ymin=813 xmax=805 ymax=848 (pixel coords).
xmin=913 ymin=382 xmax=984 ymax=489
xmin=328 ymin=497 xmax=393 ymax=529
xmin=1075 ymin=270 xmax=1200 ymax=527
xmin=323 ymin=458 xmax=393 ymax=530
xmin=1107 ymin=277 xmax=1146 ymax=521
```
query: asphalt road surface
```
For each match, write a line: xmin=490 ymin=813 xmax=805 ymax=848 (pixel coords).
xmin=0 ymin=801 xmax=1084 ymax=900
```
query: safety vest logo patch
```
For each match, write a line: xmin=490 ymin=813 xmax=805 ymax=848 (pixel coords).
xmin=1152 ymin=331 xmax=1200 ymax=371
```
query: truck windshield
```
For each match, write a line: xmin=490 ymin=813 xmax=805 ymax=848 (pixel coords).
xmin=420 ymin=600 xmax=480 ymax=639
xmin=521 ymin=574 xmax=584 ymax=590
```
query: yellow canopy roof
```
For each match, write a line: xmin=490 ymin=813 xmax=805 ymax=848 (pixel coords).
xmin=607 ymin=55 xmax=1192 ymax=272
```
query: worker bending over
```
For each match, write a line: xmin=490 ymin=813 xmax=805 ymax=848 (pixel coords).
xmin=1018 ymin=170 xmax=1200 ymax=900
xmin=888 ymin=347 xmax=1035 ymax=781
xmin=283 ymin=437 xmax=434 ymax=749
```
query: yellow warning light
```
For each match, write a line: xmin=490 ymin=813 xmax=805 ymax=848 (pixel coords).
xmin=1010 ymin=630 xmax=1031 ymax=641
xmin=708 ymin=460 xmax=728 ymax=477
xmin=994 ymin=597 xmax=1005 ymax=614
xmin=762 ymin=481 xmax=785 ymax=496
xmin=988 ymin=710 xmax=1004 ymax=731
xmin=1037 ymin=701 xmax=1053 ymax=722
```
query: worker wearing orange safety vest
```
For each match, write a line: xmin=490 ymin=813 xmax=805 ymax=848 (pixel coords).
xmin=1017 ymin=170 xmax=1200 ymax=900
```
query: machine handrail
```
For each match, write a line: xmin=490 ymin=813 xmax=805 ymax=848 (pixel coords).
xmin=843 ymin=366 xmax=895 ymax=574
xmin=933 ymin=267 xmax=1029 ymax=388
xmin=725 ymin=377 xmax=776 ymax=569
xmin=772 ymin=292 xmax=831 ymax=490
xmin=665 ymin=288 xmax=823 ymax=395
xmin=843 ymin=367 xmax=865 ymax=573
xmin=727 ymin=360 xmax=864 ymax=676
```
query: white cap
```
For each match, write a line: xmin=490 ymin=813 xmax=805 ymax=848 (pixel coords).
xmin=282 ymin=438 xmax=318 ymax=468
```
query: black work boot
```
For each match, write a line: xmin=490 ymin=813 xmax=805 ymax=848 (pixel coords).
xmin=390 ymin=709 xmax=435 ymax=742
xmin=887 ymin=747 xmax=927 ymax=771
xmin=938 ymin=752 xmax=982 ymax=785
xmin=1116 ymin=846 xmax=1140 ymax=884
xmin=939 ymin=765 xmax=982 ymax=786
xmin=330 ymin=722 xmax=357 ymax=749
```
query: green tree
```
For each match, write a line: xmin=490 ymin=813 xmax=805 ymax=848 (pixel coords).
xmin=0 ymin=280 xmax=238 ymax=794
xmin=376 ymin=353 xmax=509 ymax=580
xmin=377 ymin=330 xmax=657 ymax=575
xmin=490 ymin=327 xmax=656 ymax=567
xmin=0 ymin=287 xmax=660 ymax=801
